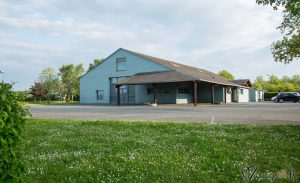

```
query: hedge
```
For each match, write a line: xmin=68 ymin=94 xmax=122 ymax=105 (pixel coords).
xmin=264 ymin=92 xmax=278 ymax=101
xmin=0 ymin=82 xmax=30 ymax=182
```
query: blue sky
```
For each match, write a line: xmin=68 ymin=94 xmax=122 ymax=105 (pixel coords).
xmin=0 ymin=0 xmax=299 ymax=90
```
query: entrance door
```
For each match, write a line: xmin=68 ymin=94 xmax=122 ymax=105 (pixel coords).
xmin=110 ymin=77 xmax=135 ymax=104
xmin=120 ymin=86 xmax=129 ymax=103
xmin=231 ymin=88 xmax=238 ymax=102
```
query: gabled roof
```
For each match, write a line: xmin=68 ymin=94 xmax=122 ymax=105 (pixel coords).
xmin=117 ymin=49 xmax=240 ymax=86
xmin=231 ymin=79 xmax=252 ymax=87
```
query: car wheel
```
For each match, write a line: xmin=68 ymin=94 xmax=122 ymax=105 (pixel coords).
xmin=274 ymin=99 xmax=278 ymax=103
xmin=279 ymin=99 xmax=284 ymax=103
xmin=298 ymin=99 xmax=300 ymax=103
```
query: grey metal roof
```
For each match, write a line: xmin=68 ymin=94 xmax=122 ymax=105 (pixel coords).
xmin=116 ymin=49 xmax=240 ymax=86
xmin=116 ymin=71 xmax=196 ymax=85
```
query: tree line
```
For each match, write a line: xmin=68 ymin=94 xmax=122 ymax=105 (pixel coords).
xmin=253 ymin=75 xmax=300 ymax=92
xmin=29 ymin=59 xmax=103 ymax=103
xmin=218 ymin=70 xmax=300 ymax=93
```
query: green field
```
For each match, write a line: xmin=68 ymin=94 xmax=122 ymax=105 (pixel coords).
xmin=24 ymin=101 xmax=79 ymax=105
xmin=23 ymin=119 xmax=300 ymax=182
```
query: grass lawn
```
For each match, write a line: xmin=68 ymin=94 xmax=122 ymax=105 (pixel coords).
xmin=23 ymin=119 xmax=300 ymax=182
xmin=24 ymin=101 xmax=79 ymax=105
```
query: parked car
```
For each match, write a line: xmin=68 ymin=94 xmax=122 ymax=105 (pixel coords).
xmin=271 ymin=95 xmax=278 ymax=101
xmin=273 ymin=93 xmax=300 ymax=103
xmin=271 ymin=92 xmax=300 ymax=101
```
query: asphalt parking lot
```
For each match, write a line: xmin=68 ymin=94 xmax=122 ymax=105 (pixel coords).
xmin=29 ymin=102 xmax=300 ymax=125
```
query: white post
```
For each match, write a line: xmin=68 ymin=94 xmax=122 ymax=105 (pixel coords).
xmin=237 ymin=87 xmax=240 ymax=103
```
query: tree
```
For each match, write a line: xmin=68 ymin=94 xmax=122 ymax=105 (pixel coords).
xmin=59 ymin=64 xmax=85 ymax=101
xmin=268 ymin=75 xmax=281 ymax=85
xmin=291 ymin=75 xmax=300 ymax=91
xmin=87 ymin=58 xmax=103 ymax=72
xmin=58 ymin=65 xmax=73 ymax=101
xmin=38 ymin=67 xmax=59 ymax=103
xmin=0 ymin=82 xmax=30 ymax=182
xmin=256 ymin=0 xmax=300 ymax=63
xmin=253 ymin=76 xmax=265 ymax=90
xmin=29 ymin=82 xmax=45 ymax=102
xmin=73 ymin=64 xmax=85 ymax=100
xmin=218 ymin=70 xmax=235 ymax=80
xmin=253 ymin=75 xmax=299 ymax=92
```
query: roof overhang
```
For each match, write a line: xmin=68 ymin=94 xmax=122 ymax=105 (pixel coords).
xmin=115 ymin=71 xmax=241 ymax=87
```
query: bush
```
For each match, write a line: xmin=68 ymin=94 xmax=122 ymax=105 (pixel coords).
xmin=0 ymin=82 xmax=30 ymax=182
xmin=264 ymin=92 xmax=278 ymax=101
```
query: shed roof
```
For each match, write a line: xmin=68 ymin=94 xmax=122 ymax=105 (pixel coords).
xmin=231 ymin=79 xmax=252 ymax=87
xmin=116 ymin=49 xmax=240 ymax=86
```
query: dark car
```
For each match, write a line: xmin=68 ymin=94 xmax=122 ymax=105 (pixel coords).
xmin=274 ymin=93 xmax=300 ymax=103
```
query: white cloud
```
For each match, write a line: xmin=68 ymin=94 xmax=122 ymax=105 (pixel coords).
xmin=0 ymin=0 xmax=298 ymax=90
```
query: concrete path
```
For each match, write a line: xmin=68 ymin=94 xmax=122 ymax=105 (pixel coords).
xmin=29 ymin=102 xmax=300 ymax=125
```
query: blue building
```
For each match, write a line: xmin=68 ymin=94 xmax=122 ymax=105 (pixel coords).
xmin=80 ymin=48 xmax=260 ymax=105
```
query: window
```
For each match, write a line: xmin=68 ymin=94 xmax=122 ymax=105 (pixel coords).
xmin=178 ymin=88 xmax=191 ymax=95
xmin=240 ymin=89 xmax=244 ymax=94
xmin=158 ymin=88 xmax=171 ymax=94
xmin=116 ymin=58 xmax=126 ymax=71
xmin=109 ymin=77 xmax=135 ymax=104
xmin=147 ymin=87 xmax=171 ymax=95
xmin=227 ymin=87 xmax=231 ymax=94
xmin=96 ymin=90 xmax=104 ymax=100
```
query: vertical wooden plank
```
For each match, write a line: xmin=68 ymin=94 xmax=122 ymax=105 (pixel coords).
xmin=194 ymin=81 xmax=198 ymax=106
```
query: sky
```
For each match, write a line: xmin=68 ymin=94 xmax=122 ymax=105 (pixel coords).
xmin=0 ymin=0 xmax=299 ymax=90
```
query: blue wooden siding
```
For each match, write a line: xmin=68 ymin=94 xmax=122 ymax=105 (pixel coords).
xmin=215 ymin=85 xmax=224 ymax=103
xmin=198 ymin=83 xmax=211 ymax=103
xmin=80 ymin=49 xmax=169 ymax=104
xmin=198 ymin=82 xmax=224 ymax=103
xmin=249 ymin=89 xmax=257 ymax=101
xmin=138 ymin=83 xmax=177 ymax=104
